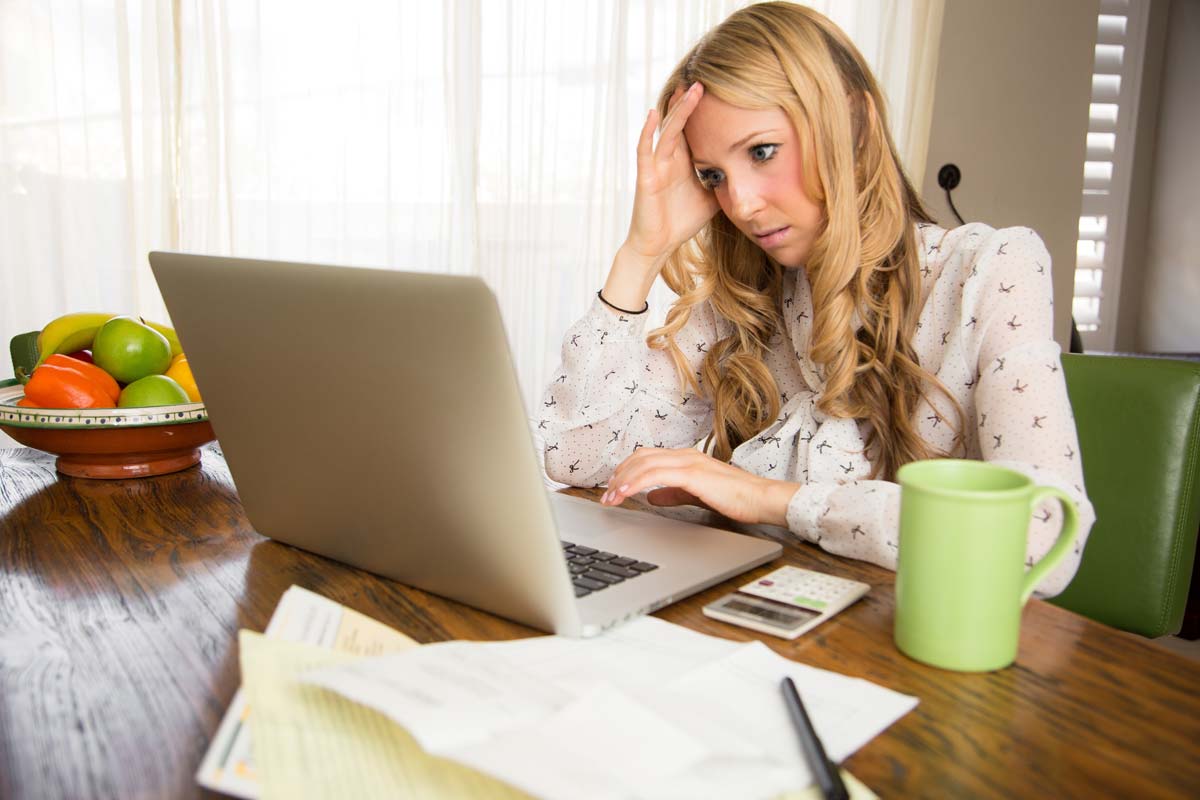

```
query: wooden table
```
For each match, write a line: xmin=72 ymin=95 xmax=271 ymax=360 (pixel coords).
xmin=1 ymin=445 xmax=1198 ymax=799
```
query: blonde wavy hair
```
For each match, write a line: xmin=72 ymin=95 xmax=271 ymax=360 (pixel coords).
xmin=648 ymin=1 xmax=962 ymax=480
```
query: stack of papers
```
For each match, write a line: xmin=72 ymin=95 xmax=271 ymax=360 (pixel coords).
xmin=199 ymin=587 xmax=901 ymax=799
xmin=304 ymin=616 xmax=914 ymax=800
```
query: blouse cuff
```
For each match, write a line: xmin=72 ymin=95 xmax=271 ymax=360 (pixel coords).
xmin=785 ymin=482 xmax=839 ymax=542
xmin=588 ymin=295 xmax=650 ymax=340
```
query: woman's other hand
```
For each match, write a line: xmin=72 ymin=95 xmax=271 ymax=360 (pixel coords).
xmin=602 ymin=83 xmax=720 ymax=312
xmin=600 ymin=447 xmax=800 ymax=526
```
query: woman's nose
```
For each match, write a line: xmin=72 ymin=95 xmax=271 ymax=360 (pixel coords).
xmin=725 ymin=176 xmax=765 ymax=222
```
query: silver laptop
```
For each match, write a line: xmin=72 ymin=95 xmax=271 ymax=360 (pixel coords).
xmin=149 ymin=252 xmax=780 ymax=636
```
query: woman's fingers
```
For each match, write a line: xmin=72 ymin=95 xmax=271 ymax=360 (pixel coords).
xmin=601 ymin=448 xmax=770 ymax=523
xmin=657 ymin=82 xmax=703 ymax=161
xmin=603 ymin=448 xmax=702 ymax=504
xmin=617 ymin=458 xmax=753 ymax=520
xmin=635 ymin=107 xmax=659 ymax=177
xmin=664 ymin=85 xmax=685 ymax=115
xmin=610 ymin=463 xmax=701 ymax=506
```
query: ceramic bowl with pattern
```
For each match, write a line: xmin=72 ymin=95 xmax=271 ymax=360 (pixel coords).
xmin=0 ymin=378 xmax=216 ymax=479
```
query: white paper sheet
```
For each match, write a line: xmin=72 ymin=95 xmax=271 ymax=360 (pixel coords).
xmin=304 ymin=616 xmax=916 ymax=800
xmin=455 ymin=684 xmax=712 ymax=800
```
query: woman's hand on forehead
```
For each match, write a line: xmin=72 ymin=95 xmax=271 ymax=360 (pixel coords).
xmin=622 ymin=83 xmax=719 ymax=267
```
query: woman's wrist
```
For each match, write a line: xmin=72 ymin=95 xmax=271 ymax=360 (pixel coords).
xmin=757 ymin=479 xmax=803 ymax=527
xmin=600 ymin=243 xmax=661 ymax=314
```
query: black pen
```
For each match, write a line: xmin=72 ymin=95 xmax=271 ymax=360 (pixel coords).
xmin=781 ymin=677 xmax=849 ymax=800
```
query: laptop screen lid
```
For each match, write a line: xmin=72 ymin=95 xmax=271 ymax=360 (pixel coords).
xmin=149 ymin=252 xmax=582 ymax=635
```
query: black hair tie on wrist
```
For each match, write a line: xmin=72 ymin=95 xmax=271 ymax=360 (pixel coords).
xmin=597 ymin=290 xmax=649 ymax=315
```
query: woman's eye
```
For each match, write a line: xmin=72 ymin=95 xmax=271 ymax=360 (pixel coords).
xmin=695 ymin=168 xmax=724 ymax=190
xmin=695 ymin=145 xmax=775 ymax=190
xmin=750 ymin=143 xmax=779 ymax=162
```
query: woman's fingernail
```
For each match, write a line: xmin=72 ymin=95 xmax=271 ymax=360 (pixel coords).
xmin=689 ymin=81 xmax=700 ymax=94
xmin=601 ymin=491 xmax=611 ymax=503
xmin=618 ymin=484 xmax=630 ymax=493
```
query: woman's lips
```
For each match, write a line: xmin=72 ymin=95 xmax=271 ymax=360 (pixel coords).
xmin=754 ymin=226 xmax=790 ymax=248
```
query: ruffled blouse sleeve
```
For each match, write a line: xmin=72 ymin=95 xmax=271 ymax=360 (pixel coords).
xmin=540 ymin=297 xmax=717 ymax=488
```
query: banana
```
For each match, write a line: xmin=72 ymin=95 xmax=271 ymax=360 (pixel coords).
xmin=34 ymin=312 xmax=116 ymax=366
xmin=34 ymin=312 xmax=183 ymax=366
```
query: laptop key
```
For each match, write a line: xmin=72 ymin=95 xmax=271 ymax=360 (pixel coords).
xmin=591 ymin=552 xmax=616 ymax=561
xmin=568 ymin=564 xmax=589 ymax=574
xmin=574 ymin=586 xmax=592 ymax=598
xmin=584 ymin=570 xmax=623 ymax=585
xmin=569 ymin=556 xmax=595 ymax=567
xmin=609 ymin=556 xmax=636 ymax=567
xmin=560 ymin=541 xmax=575 ymax=549
xmin=631 ymin=561 xmax=659 ymax=572
xmin=568 ymin=545 xmax=598 ymax=556
xmin=573 ymin=576 xmax=608 ymax=591
xmin=592 ymin=562 xmax=639 ymax=579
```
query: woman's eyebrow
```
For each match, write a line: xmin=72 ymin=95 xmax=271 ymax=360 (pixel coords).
xmin=691 ymin=129 xmax=781 ymax=166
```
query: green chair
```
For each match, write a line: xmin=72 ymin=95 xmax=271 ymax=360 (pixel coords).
xmin=1051 ymin=354 xmax=1200 ymax=637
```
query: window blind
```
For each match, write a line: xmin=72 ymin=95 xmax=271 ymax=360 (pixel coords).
xmin=1073 ymin=0 xmax=1147 ymax=347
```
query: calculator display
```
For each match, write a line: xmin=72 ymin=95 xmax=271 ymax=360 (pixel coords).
xmin=715 ymin=594 xmax=819 ymax=629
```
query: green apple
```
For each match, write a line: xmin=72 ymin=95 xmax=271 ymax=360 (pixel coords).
xmin=117 ymin=375 xmax=191 ymax=408
xmin=92 ymin=316 xmax=172 ymax=384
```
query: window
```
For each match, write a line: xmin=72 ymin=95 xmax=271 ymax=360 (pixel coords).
xmin=1072 ymin=0 xmax=1148 ymax=351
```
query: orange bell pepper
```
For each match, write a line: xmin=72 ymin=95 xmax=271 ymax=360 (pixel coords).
xmin=23 ymin=363 xmax=117 ymax=409
xmin=44 ymin=354 xmax=121 ymax=403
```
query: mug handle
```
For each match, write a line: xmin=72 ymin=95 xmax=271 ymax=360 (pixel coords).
xmin=1019 ymin=486 xmax=1080 ymax=605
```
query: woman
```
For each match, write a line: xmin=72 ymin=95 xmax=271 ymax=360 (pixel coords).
xmin=540 ymin=2 xmax=1093 ymax=596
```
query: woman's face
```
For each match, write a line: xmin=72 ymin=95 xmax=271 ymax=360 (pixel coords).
xmin=683 ymin=92 xmax=823 ymax=269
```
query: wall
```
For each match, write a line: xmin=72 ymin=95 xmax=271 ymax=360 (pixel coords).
xmin=919 ymin=0 xmax=1098 ymax=348
xmin=1133 ymin=0 xmax=1200 ymax=353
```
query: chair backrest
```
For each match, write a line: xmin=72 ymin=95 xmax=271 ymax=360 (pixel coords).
xmin=1051 ymin=354 xmax=1200 ymax=637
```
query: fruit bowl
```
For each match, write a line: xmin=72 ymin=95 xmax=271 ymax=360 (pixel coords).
xmin=0 ymin=378 xmax=215 ymax=479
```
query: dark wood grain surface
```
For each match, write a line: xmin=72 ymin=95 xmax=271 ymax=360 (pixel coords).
xmin=1 ymin=444 xmax=1198 ymax=799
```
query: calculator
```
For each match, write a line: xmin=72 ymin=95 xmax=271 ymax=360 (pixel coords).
xmin=702 ymin=566 xmax=871 ymax=639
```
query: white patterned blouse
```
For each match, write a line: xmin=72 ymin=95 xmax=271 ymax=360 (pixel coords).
xmin=540 ymin=222 xmax=1095 ymax=596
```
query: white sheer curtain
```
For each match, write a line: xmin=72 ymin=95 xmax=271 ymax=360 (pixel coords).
xmin=0 ymin=0 xmax=942 ymax=412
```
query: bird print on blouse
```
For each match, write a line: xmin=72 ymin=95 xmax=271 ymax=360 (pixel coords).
xmin=540 ymin=223 xmax=1095 ymax=597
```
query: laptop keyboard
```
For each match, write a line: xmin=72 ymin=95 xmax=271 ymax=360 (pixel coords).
xmin=561 ymin=541 xmax=658 ymax=597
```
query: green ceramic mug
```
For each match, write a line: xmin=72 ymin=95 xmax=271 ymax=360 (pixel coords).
xmin=894 ymin=459 xmax=1079 ymax=672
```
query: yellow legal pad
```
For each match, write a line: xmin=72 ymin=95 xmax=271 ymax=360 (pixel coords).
xmin=240 ymin=631 xmax=531 ymax=799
